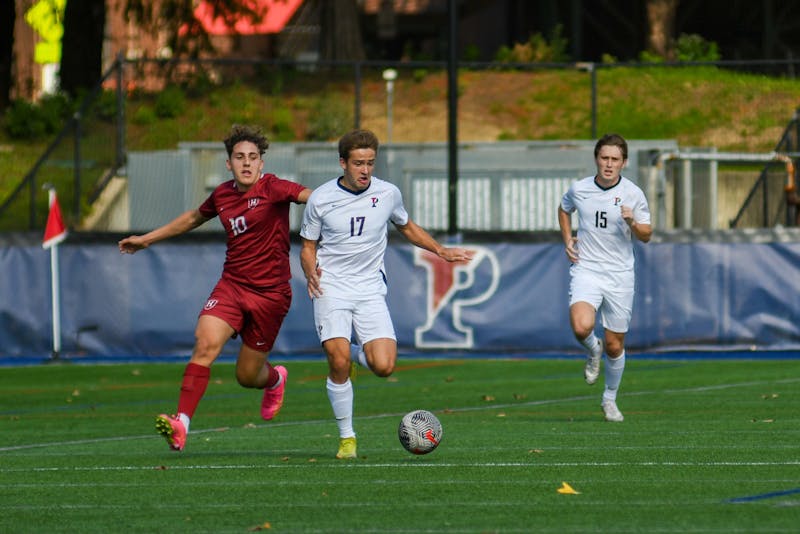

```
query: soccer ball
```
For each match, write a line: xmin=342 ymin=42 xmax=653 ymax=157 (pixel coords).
xmin=398 ymin=409 xmax=443 ymax=455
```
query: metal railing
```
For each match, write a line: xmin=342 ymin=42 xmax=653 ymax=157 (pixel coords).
xmin=729 ymin=108 xmax=800 ymax=228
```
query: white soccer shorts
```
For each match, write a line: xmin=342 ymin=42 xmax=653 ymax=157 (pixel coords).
xmin=569 ymin=265 xmax=635 ymax=333
xmin=312 ymin=295 xmax=397 ymax=344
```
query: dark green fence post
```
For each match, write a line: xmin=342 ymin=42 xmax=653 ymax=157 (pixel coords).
xmin=73 ymin=113 xmax=81 ymax=222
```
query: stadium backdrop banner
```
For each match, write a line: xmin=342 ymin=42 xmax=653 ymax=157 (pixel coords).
xmin=1 ymin=239 xmax=799 ymax=360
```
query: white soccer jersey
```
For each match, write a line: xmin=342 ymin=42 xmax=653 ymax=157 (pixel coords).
xmin=300 ymin=176 xmax=409 ymax=298
xmin=560 ymin=175 xmax=651 ymax=272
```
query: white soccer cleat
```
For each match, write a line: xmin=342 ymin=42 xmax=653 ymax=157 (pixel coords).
xmin=584 ymin=339 xmax=602 ymax=385
xmin=602 ymin=400 xmax=624 ymax=422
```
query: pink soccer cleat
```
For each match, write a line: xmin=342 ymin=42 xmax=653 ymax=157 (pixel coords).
xmin=261 ymin=365 xmax=288 ymax=420
xmin=155 ymin=413 xmax=186 ymax=451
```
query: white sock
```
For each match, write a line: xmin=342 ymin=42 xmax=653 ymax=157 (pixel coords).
xmin=351 ymin=344 xmax=369 ymax=369
xmin=580 ymin=333 xmax=601 ymax=357
xmin=326 ymin=377 xmax=355 ymax=438
xmin=268 ymin=369 xmax=283 ymax=390
xmin=602 ymin=351 xmax=626 ymax=403
xmin=178 ymin=413 xmax=191 ymax=433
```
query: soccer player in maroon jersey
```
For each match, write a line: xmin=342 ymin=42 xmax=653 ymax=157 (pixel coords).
xmin=118 ymin=124 xmax=311 ymax=451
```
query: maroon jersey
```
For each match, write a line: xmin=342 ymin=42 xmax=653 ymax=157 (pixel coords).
xmin=199 ymin=173 xmax=305 ymax=289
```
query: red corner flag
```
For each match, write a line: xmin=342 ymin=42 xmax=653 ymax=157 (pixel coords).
xmin=42 ymin=189 xmax=68 ymax=249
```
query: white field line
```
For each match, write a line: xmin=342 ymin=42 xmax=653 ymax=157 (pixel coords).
xmin=3 ymin=460 xmax=800 ymax=474
xmin=1 ymin=376 xmax=799 ymax=455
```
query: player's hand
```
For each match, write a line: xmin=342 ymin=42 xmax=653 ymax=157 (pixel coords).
xmin=118 ymin=236 xmax=147 ymax=254
xmin=305 ymin=266 xmax=323 ymax=299
xmin=438 ymin=247 xmax=475 ymax=263
xmin=564 ymin=237 xmax=579 ymax=263
xmin=621 ymin=205 xmax=634 ymax=225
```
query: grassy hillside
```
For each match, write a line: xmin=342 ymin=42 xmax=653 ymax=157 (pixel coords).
xmin=120 ymin=66 xmax=800 ymax=151
xmin=1 ymin=65 xmax=798 ymax=227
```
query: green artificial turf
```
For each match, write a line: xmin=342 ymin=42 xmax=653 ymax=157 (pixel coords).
xmin=1 ymin=358 xmax=799 ymax=533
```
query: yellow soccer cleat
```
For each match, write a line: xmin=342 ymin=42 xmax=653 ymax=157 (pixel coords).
xmin=336 ymin=436 xmax=357 ymax=459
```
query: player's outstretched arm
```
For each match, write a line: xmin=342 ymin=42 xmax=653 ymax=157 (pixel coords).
xmin=394 ymin=219 xmax=474 ymax=263
xmin=118 ymin=209 xmax=209 ymax=254
xmin=297 ymin=188 xmax=312 ymax=204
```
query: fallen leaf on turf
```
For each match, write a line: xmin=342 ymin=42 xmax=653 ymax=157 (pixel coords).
xmin=496 ymin=412 xmax=506 ymax=417
xmin=248 ymin=521 xmax=271 ymax=531
xmin=557 ymin=482 xmax=580 ymax=494
xmin=528 ymin=449 xmax=543 ymax=454
xmin=513 ymin=393 xmax=527 ymax=400
xmin=482 ymin=395 xmax=495 ymax=401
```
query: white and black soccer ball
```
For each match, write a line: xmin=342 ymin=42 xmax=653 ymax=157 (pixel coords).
xmin=398 ymin=409 xmax=443 ymax=455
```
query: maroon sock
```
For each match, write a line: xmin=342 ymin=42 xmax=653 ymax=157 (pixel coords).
xmin=177 ymin=363 xmax=210 ymax=418
xmin=264 ymin=363 xmax=280 ymax=389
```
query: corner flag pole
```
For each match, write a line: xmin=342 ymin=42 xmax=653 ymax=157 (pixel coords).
xmin=42 ymin=186 xmax=68 ymax=360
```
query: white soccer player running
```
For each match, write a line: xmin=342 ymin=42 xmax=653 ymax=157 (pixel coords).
xmin=557 ymin=133 xmax=652 ymax=422
xmin=300 ymin=129 xmax=474 ymax=459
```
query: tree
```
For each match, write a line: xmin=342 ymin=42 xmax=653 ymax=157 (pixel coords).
xmin=60 ymin=0 xmax=106 ymax=97
xmin=124 ymin=0 xmax=266 ymax=59
xmin=646 ymin=0 xmax=678 ymax=60
xmin=318 ymin=0 xmax=365 ymax=61
xmin=0 ymin=0 xmax=14 ymax=110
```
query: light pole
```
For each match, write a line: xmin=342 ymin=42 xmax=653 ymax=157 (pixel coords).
xmin=382 ymin=68 xmax=397 ymax=145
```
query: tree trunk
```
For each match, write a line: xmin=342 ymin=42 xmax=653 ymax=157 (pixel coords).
xmin=60 ymin=0 xmax=106 ymax=97
xmin=0 ymin=0 xmax=14 ymax=109
xmin=319 ymin=0 xmax=365 ymax=61
xmin=646 ymin=0 xmax=678 ymax=60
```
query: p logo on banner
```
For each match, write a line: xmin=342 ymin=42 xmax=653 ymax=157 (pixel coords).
xmin=414 ymin=246 xmax=500 ymax=349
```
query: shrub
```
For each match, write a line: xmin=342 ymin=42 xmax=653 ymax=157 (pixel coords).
xmin=305 ymin=98 xmax=351 ymax=141
xmin=2 ymin=94 xmax=72 ymax=140
xmin=38 ymin=93 xmax=73 ymax=131
xmin=495 ymin=24 xmax=570 ymax=64
xmin=638 ymin=50 xmax=664 ymax=63
xmin=131 ymin=105 xmax=157 ymax=125
xmin=154 ymin=85 xmax=186 ymax=118
xmin=462 ymin=44 xmax=481 ymax=62
xmin=676 ymin=33 xmax=721 ymax=62
xmin=412 ymin=68 xmax=428 ymax=83
xmin=638 ymin=34 xmax=721 ymax=63
xmin=269 ymin=107 xmax=295 ymax=141
xmin=4 ymin=100 xmax=49 ymax=139
xmin=93 ymin=90 xmax=118 ymax=122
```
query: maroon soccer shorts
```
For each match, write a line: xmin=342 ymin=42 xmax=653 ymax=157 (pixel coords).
xmin=200 ymin=278 xmax=292 ymax=352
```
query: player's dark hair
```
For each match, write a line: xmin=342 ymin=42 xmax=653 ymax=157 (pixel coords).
xmin=223 ymin=124 xmax=269 ymax=157
xmin=338 ymin=129 xmax=379 ymax=160
xmin=594 ymin=133 xmax=628 ymax=160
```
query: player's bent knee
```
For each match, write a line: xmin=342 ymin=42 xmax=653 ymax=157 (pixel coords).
xmin=369 ymin=357 xmax=395 ymax=377
xmin=372 ymin=364 xmax=394 ymax=377
xmin=235 ymin=371 xmax=260 ymax=388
